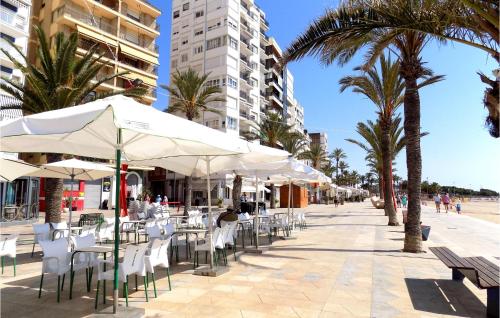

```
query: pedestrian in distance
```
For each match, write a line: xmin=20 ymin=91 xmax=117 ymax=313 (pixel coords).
xmin=434 ymin=193 xmax=441 ymax=213
xmin=442 ymin=193 xmax=450 ymax=213
xmin=456 ymin=199 xmax=462 ymax=214
xmin=401 ymin=193 xmax=408 ymax=209
xmin=396 ymin=194 xmax=402 ymax=208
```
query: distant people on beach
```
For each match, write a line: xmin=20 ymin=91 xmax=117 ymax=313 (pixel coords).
xmin=434 ymin=193 xmax=441 ymax=213
xmin=396 ymin=194 xmax=402 ymax=208
xmin=456 ymin=199 xmax=462 ymax=214
xmin=334 ymin=194 xmax=339 ymax=207
xmin=401 ymin=193 xmax=408 ymax=208
xmin=442 ymin=193 xmax=450 ymax=213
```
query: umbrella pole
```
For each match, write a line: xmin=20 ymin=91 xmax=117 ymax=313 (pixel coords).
xmin=254 ymin=173 xmax=259 ymax=249
xmin=113 ymin=129 xmax=122 ymax=314
xmin=287 ymin=178 xmax=291 ymax=237
xmin=67 ymin=172 xmax=75 ymax=244
xmin=206 ymin=156 xmax=214 ymax=270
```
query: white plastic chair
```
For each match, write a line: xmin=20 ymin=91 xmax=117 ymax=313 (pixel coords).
xmin=69 ymin=234 xmax=97 ymax=298
xmin=137 ymin=219 xmax=157 ymax=243
xmin=270 ymin=214 xmax=290 ymax=237
xmin=38 ymin=238 xmax=86 ymax=302
xmin=144 ymin=237 xmax=173 ymax=297
xmin=96 ymin=221 xmax=114 ymax=244
xmin=256 ymin=216 xmax=273 ymax=244
xmin=32 ymin=223 xmax=51 ymax=257
xmin=221 ymin=221 xmax=238 ymax=261
xmin=80 ymin=224 xmax=98 ymax=237
xmin=51 ymin=221 xmax=69 ymax=240
xmin=120 ymin=216 xmax=135 ymax=243
xmin=0 ymin=234 xmax=18 ymax=276
xmin=193 ymin=227 xmax=223 ymax=268
xmin=95 ymin=244 xmax=149 ymax=308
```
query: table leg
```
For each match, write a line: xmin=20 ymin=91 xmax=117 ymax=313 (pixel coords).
xmin=69 ymin=252 xmax=75 ymax=299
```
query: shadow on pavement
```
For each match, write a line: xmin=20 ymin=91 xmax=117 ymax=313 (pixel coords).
xmin=405 ymin=278 xmax=486 ymax=317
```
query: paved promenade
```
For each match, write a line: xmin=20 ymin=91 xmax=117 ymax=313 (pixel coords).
xmin=1 ymin=201 xmax=498 ymax=317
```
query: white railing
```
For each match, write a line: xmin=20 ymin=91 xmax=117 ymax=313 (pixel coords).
xmin=0 ymin=39 xmax=24 ymax=63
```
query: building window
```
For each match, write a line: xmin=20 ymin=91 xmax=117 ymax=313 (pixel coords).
xmin=195 ymin=10 xmax=204 ymax=18
xmin=194 ymin=28 xmax=203 ymax=36
xmin=172 ymin=27 xmax=179 ymax=36
xmin=182 ymin=3 xmax=189 ymax=11
xmin=226 ymin=116 xmax=237 ymax=130
xmin=193 ymin=45 xmax=203 ymax=55
xmin=0 ymin=33 xmax=15 ymax=42
xmin=228 ymin=36 xmax=238 ymax=50
xmin=181 ymin=54 xmax=188 ymax=63
xmin=172 ymin=43 xmax=179 ymax=52
xmin=206 ymin=79 xmax=220 ymax=87
xmin=207 ymin=19 xmax=222 ymax=31
xmin=181 ymin=38 xmax=188 ymax=45
xmin=1 ymin=65 xmax=13 ymax=73
xmin=171 ymin=59 xmax=178 ymax=68
xmin=206 ymin=37 xmax=222 ymax=50
xmin=1 ymin=1 xmax=18 ymax=12
xmin=173 ymin=10 xmax=180 ymax=19
xmin=226 ymin=75 xmax=237 ymax=89
xmin=226 ymin=17 xmax=237 ymax=30
xmin=205 ymin=119 xmax=219 ymax=129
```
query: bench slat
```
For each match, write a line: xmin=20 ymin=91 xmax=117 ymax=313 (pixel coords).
xmin=464 ymin=257 xmax=499 ymax=288
xmin=430 ymin=247 xmax=473 ymax=269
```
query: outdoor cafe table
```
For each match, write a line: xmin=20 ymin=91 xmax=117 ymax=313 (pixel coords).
xmin=69 ymin=245 xmax=113 ymax=300
xmin=173 ymin=228 xmax=207 ymax=261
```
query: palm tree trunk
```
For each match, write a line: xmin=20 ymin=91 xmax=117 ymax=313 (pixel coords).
xmin=402 ymin=75 xmax=423 ymax=253
xmin=378 ymin=173 xmax=384 ymax=200
xmin=232 ymin=175 xmax=242 ymax=211
xmin=183 ymin=175 xmax=192 ymax=216
xmin=44 ymin=153 xmax=64 ymax=223
xmin=381 ymin=126 xmax=398 ymax=225
xmin=270 ymin=184 xmax=276 ymax=209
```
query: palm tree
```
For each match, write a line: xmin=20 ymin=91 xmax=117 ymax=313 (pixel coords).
xmin=281 ymin=0 xmax=446 ymax=252
xmin=161 ymin=68 xmax=225 ymax=214
xmin=329 ymin=148 xmax=347 ymax=183
xmin=299 ymin=144 xmax=328 ymax=170
xmin=338 ymin=161 xmax=349 ymax=176
xmin=339 ymin=55 xmax=414 ymax=225
xmin=0 ymin=26 xmax=145 ymax=223
xmin=350 ymin=170 xmax=360 ymax=187
xmin=247 ymin=111 xmax=291 ymax=208
xmin=347 ymin=118 xmax=426 ymax=224
xmin=281 ymin=132 xmax=307 ymax=158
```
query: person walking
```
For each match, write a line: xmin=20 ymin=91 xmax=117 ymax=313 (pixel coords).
xmin=434 ymin=193 xmax=441 ymax=213
xmin=401 ymin=193 xmax=408 ymax=209
xmin=396 ymin=194 xmax=402 ymax=208
xmin=456 ymin=199 xmax=462 ymax=214
xmin=442 ymin=193 xmax=450 ymax=213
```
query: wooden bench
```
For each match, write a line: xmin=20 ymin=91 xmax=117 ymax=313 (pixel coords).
xmin=430 ymin=247 xmax=499 ymax=318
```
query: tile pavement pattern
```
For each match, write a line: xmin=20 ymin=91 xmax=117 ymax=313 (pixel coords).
xmin=1 ymin=201 xmax=498 ymax=317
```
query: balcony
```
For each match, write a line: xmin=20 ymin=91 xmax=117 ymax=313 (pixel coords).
xmin=120 ymin=7 xmax=160 ymax=31
xmin=1 ymin=7 xmax=27 ymax=32
xmin=58 ymin=5 xmax=117 ymax=35
xmin=0 ymin=38 xmax=24 ymax=63
xmin=119 ymin=32 xmax=158 ymax=53
xmin=78 ymin=37 xmax=115 ymax=59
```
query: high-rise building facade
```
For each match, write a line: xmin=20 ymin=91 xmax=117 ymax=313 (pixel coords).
xmin=28 ymin=0 xmax=161 ymax=105
xmin=0 ymin=0 xmax=31 ymax=119
xmin=170 ymin=0 xmax=268 ymax=137
xmin=309 ymin=132 xmax=328 ymax=153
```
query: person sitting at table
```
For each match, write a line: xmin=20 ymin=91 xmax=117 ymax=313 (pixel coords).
xmin=128 ymin=200 xmax=140 ymax=220
xmin=217 ymin=208 xmax=238 ymax=228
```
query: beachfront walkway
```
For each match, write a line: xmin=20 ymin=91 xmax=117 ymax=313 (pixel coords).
xmin=1 ymin=202 xmax=498 ymax=317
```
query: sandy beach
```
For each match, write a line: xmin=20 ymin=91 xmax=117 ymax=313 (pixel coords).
xmin=424 ymin=198 xmax=500 ymax=224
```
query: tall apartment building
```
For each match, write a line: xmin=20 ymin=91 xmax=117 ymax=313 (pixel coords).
xmin=309 ymin=132 xmax=328 ymax=153
xmin=170 ymin=0 xmax=268 ymax=137
xmin=28 ymin=0 xmax=161 ymax=105
xmin=0 ymin=0 xmax=31 ymax=120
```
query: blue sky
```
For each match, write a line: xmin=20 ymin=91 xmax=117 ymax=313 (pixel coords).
xmin=151 ymin=0 xmax=499 ymax=191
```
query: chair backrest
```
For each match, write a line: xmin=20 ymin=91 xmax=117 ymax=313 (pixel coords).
xmin=148 ymin=236 xmax=172 ymax=269
xmin=50 ymin=221 xmax=67 ymax=230
xmin=80 ymin=224 xmax=98 ymax=237
xmin=122 ymin=244 xmax=148 ymax=276
xmin=164 ymin=223 xmax=175 ymax=236
xmin=104 ymin=217 xmax=115 ymax=225
xmin=220 ymin=220 xmax=238 ymax=241
xmin=147 ymin=224 xmax=162 ymax=238
xmin=214 ymin=226 xmax=227 ymax=249
xmin=0 ymin=234 xmax=18 ymax=257
xmin=40 ymin=238 xmax=69 ymax=259
xmin=33 ymin=223 xmax=51 ymax=242
xmin=211 ymin=227 xmax=222 ymax=249
xmin=238 ymin=212 xmax=250 ymax=221
xmin=71 ymin=234 xmax=96 ymax=249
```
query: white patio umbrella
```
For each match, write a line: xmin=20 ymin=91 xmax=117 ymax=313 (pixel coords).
xmin=129 ymin=143 xmax=290 ymax=252
xmin=26 ymin=158 xmax=116 ymax=240
xmin=0 ymin=157 xmax=40 ymax=182
xmin=0 ymin=95 xmax=249 ymax=311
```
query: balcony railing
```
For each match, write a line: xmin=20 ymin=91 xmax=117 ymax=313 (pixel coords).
xmin=1 ymin=7 xmax=27 ymax=31
xmin=59 ymin=5 xmax=116 ymax=35
xmin=119 ymin=32 xmax=158 ymax=53
xmin=0 ymin=39 xmax=24 ymax=63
